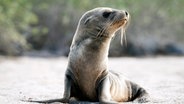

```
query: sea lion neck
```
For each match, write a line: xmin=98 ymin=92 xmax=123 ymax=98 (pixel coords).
xmin=70 ymin=30 xmax=112 ymax=57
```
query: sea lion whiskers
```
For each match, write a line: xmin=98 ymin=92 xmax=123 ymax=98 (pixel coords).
xmin=120 ymin=28 xmax=127 ymax=46
xmin=96 ymin=27 xmax=105 ymax=37
xmin=96 ymin=19 xmax=114 ymax=38
xmin=96 ymin=21 xmax=109 ymax=38
xmin=109 ymin=14 xmax=128 ymax=46
xmin=121 ymin=12 xmax=130 ymax=46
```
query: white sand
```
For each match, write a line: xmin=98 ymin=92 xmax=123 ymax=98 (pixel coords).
xmin=0 ymin=56 xmax=184 ymax=104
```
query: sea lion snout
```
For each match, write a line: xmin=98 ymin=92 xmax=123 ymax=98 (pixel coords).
xmin=124 ymin=11 xmax=129 ymax=21
xmin=120 ymin=10 xmax=129 ymax=21
xmin=125 ymin=11 xmax=129 ymax=17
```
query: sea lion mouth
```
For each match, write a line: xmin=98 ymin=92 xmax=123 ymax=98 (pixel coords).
xmin=111 ymin=18 xmax=128 ymax=27
xmin=111 ymin=14 xmax=129 ymax=28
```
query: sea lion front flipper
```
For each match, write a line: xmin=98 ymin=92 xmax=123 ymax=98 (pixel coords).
xmin=97 ymin=76 xmax=117 ymax=104
xmin=25 ymin=98 xmax=69 ymax=103
xmin=23 ymin=71 xmax=73 ymax=104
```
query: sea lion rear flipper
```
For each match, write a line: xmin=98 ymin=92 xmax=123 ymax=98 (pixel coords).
xmin=127 ymin=80 xmax=150 ymax=103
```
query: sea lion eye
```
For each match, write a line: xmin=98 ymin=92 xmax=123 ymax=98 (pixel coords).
xmin=102 ymin=11 xmax=111 ymax=18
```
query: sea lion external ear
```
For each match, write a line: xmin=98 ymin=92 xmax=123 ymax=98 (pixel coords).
xmin=84 ymin=16 xmax=93 ymax=25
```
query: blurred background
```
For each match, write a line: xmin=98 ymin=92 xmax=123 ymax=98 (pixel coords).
xmin=0 ymin=0 xmax=184 ymax=57
xmin=0 ymin=1 xmax=184 ymax=103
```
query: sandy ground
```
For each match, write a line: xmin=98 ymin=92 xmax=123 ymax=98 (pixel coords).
xmin=0 ymin=56 xmax=184 ymax=104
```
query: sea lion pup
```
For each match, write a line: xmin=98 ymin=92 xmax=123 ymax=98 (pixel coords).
xmin=28 ymin=7 xmax=149 ymax=103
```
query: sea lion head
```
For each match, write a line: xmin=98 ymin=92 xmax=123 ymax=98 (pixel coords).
xmin=77 ymin=7 xmax=130 ymax=40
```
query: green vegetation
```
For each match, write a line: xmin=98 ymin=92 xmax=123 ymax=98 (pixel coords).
xmin=0 ymin=0 xmax=184 ymax=56
xmin=0 ymin=0 xmax=36 ymax=55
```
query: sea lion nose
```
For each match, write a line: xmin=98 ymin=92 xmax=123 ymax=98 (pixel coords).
xmin=125 ymin=11 xmax=129 ymax=17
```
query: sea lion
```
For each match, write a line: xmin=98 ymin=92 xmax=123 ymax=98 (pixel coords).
xmin=28 ymin=7 xmax=149 ymax=103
